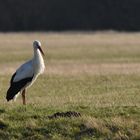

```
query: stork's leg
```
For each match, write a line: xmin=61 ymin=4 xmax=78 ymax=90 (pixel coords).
xmin=22 ymin=89 xmax=26 ymax=105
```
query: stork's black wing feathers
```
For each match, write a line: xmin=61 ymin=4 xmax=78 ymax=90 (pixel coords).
xmin=6 ymin=73 xmax=34 ymax=101
xmin=10 ymin=72 xmax=16 ymax=85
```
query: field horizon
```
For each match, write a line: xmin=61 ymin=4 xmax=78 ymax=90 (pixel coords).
xmin=0 ymin=32 xmax=140 ymax=140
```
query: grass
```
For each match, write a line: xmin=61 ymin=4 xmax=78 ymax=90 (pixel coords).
xmin=0 ymin=32 xmax=140 ymax=139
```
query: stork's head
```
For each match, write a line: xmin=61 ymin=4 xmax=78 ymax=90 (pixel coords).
xmin=33 ymin=40 xmax=44 ymax=56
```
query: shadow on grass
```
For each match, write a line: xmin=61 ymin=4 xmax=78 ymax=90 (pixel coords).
xmin=0 ymin=109 xmax=8 ymax=130
xmin=0 ymin=109 xmax=5 ymax=115
xmin=0 ymin=120 xmax=8 ymax=130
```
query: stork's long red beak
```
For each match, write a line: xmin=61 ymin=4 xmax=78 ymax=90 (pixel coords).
xmin=38 ymin=46 xmax=45 ymax=56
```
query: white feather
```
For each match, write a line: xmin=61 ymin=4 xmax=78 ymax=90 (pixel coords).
xmin=13 ymin=60 xmax=34 ymax=82
xmin=33 ymin=49 xmax=45 ymax=75
xmin=12 ymin=40 xmax=45 ymax=85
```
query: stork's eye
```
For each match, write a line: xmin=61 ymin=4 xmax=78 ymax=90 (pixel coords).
xmin=37 ymin=45 xmax=40 ymax=48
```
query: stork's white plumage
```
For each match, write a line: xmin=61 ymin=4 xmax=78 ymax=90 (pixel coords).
xmin=6 ymin=40 xmax=45 ymax=105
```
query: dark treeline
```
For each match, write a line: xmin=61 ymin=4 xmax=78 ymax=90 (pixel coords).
xmin=0 ymin=0 xmax=140 ymax=31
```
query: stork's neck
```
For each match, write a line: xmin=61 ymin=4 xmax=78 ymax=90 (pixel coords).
xmin=33 ymin=48 xmax=45 ymax=75
xmin=34 ymin=48 xmax=43 ymax=59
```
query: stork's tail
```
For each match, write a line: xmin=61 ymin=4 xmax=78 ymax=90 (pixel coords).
xmin=6 ymin=77 xmax=33 ymax=102
xmin=6 ymin=85 xmax=20 ymax=101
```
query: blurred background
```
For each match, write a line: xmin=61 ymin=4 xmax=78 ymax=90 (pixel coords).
xmin=0 ymin=0 xmax=140 ymax=32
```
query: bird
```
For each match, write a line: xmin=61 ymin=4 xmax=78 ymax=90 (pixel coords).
xmin=6 ymin=40 xmax=45 ymax=105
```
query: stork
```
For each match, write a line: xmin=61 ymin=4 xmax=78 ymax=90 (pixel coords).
xmin=6 ymin=40 xmax=45 ymax=105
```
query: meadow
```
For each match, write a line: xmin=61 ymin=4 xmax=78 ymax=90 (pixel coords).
xmin=0 ymin=32 xmax=140 ymax=140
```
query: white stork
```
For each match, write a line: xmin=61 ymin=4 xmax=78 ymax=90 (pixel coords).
xmin=6 ymin=40 xmax=45 ymax=105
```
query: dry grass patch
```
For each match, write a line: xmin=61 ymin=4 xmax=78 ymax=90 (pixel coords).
xmin=0 ymin=32 xmax=140 ymax=139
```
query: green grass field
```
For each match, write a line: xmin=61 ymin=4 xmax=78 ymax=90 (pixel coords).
xmin=0 ymin=32 xmax=140 ymax=140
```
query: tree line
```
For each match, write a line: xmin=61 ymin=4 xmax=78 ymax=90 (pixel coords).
xmin=0 ymin=0 xmax=140 ymax=31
